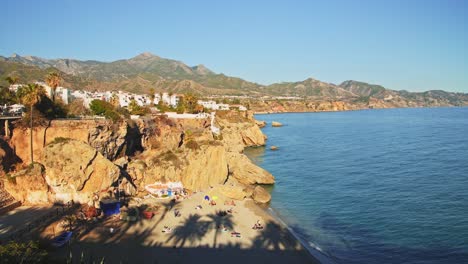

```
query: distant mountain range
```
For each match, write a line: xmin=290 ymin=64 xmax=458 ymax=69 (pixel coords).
xmin=1 ymin=52 xmax=467 ymax=107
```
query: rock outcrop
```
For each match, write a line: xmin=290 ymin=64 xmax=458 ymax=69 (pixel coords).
xmin=6 ymin=111 xmax=275 ymax=205
xmin=10 ymin=120 xmax=133 ymax=164
xmin=272 ymin=121 xmax=283 ymax=127
xmin=255 ymin=120 xmax=267 ymax=128
xmin=227 ymin=152 xmax=274 ymax=185
xmin=42 ymin=139 xmax=120 ymax=204
xmin=216 ymin=111 xmax=266 ymax=153
xmin=252 ymin=185 xmax=271 ymax=203
xmin=4 ymin=163 xmax=49 ymax=204
xmin=0 ymin=138 xmax=21 ymax=174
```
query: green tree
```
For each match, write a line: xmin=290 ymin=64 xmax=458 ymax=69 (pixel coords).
xmin=89 ymin=99 xmax=113 ymax=115
xmin=45 ymin=71 xmax=61 ymax=102
xmin=128 ymin=99 xmax=148 ymax=115
xmin=5 ymin=76 xmax=19 ymax=87
xmin=89 ymin=99 xmax=121 ymax=122
xmin=149 ymin=87 xmax=156 ymax=104
xmin=20 ymin=83 xmax=45 ymax=164
xmin=183 ymin=93 xmax=202 ymax=113
xmin=0 ymin=86 xmax=15 ymax=105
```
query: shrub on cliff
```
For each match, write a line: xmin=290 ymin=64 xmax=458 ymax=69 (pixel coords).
xmin=89 ymin=99 xmax=121 ymax=122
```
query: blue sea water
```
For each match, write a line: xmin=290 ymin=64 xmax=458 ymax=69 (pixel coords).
xmin=245 ymin=108 xmax=468 ymax=264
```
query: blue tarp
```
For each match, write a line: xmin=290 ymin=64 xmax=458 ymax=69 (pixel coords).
xmin=100 ymin=201 xmax=120 ymax=216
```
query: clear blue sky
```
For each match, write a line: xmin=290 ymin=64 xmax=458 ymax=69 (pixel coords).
xmin=1 ymin=0 xmax=467 ymax=92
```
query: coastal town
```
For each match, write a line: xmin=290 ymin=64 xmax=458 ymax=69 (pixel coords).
xmin=2 ymin=81 xmax=247 ymax=117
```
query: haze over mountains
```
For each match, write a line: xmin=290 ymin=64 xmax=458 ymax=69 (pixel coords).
xmin=1 ymin=52 xmax=468 ymax=107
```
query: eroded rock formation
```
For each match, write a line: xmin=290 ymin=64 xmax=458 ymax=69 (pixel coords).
xmin=42 ymin=139 xmax=120 ymax=204
xmin=4 ymin=111 xmax=275 ymax=205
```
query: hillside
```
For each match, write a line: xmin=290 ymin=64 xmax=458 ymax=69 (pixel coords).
xmin=1 ymin=53 xmax=467 ymax=108
xmin=1 ymin=53 xmax=262 ymax=95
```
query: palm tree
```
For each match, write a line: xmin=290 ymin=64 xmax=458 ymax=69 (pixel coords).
xmin=149 ymin=88 xmax=156 ymax=104
xmin=5 ymin=76 xmax=19 ymax=88
xmin=20 ymin=83 xmax=45 ymax=164
xmin=45 ymin=71 xmax=61 ymax=102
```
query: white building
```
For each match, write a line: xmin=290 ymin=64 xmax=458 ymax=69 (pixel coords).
xmin=154 ymin=92 xmax=180 ymax=107
xmin=56 ymin=87 xmax=71 ymax=104
xmin=198 ymin=100 xmax=230 ymax=110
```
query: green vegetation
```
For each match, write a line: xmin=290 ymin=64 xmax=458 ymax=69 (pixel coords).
xmin=45 ymin=71 xmax=61 ymax=102
xmin=0 ymin=241 xmax=48 ymax=263
xmin=128 ymin=99 xmax=149 ymax=115
xmin=89 ymin=99 xmax=121 ymax=122
xmin=18 ymin=83 xmax=46 ymax=164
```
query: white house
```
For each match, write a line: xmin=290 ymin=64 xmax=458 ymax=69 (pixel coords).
xmin=198 ymin=100 xmax=230 ymax=110
xmin=154 ymin=92 xmax=180 ymax=107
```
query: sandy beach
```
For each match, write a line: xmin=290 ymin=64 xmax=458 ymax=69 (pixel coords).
xmin=44 ymin=192 xmax=318 ymax=263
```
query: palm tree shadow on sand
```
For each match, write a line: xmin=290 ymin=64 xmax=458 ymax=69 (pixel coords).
xmin=165 ymin=213 xmax=210 ymax=247
xmin=206 ymin=210 xmax=235 ymax=248
xmin=252 ymin=221 xmax=300 ymax=251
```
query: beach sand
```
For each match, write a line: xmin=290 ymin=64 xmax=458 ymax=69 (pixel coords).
xmin=47 ymin=192 xmax=318 ymax=263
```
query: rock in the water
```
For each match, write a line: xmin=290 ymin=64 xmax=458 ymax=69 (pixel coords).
xmin=252 ymin=185 xmax=271 ymax=203
xmin=255 ymin=120 xmax=267 ymax=128
xmin=270 ymin=146 xmax=278 ymax=150
xmin=271 ymin=121 xmax=283 ymax=127
xmin=42 ymin=139 xmax=120 ymax=204
xmin=227 ymin=153 xmax=275 ymax=185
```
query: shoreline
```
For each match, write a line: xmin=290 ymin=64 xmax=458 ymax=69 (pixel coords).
xmin=253 ymin=105 xmax=468 ymax=115
xmin=263 ymin=205 xmax=336 ymax=264
xmin=244 ymin=200 xmax=330 ymax=264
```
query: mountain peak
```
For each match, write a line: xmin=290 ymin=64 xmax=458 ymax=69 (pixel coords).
xmin=192 ymin=64 xmax=213 ymax=75
xmin=134 ymin=52 xmax=158 ymax=59
xmin=10 ymin=53 xmax=20 ymax=58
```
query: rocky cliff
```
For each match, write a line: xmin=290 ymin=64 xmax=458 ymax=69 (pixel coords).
xmin=3 ymin=111 xmax=274 ymax=204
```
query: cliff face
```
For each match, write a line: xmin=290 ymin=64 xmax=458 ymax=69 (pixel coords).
xmin=9 ymin=120 xmax=143 ymax=164
xmin=4 ymin=111 xmax=274 ymax=204
xmin=42 ymin=139 xmax=120 ymax=204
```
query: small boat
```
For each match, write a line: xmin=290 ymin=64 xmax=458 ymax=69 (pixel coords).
xmin=52 ymin=231 xmax=72 ymax=247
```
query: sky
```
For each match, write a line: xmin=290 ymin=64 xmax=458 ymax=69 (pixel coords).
xmin=1 ymin=0 xmax=467 ymax=92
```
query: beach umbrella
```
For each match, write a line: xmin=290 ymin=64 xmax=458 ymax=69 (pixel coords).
xmin=204 ymin=195 xmax=210 ymax=201
xmin=212 ymin=196 xmax=218 ymax=200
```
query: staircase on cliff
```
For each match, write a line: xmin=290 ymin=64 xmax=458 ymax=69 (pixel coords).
xmin=0 ymin=179 xmax=20 ymax=215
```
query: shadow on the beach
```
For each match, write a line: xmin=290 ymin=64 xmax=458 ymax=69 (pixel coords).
xmin=165 ymin=213 xmax=210 ymax=247
xmin=206 ymin=211 xmax=235 ymax=248
xmin=252 ymin=221 xmax=300 ymax=251
xmin=2 ymin=206 xmax=318 ymax=263
xmin=154 ymin=199 xmax=181 ymax=228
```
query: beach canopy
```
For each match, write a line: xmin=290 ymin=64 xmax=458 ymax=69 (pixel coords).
xmin=100 ymin=199 xmax=120 ymax=216
xmin=204 ymin=195 xmax=210 ymax=201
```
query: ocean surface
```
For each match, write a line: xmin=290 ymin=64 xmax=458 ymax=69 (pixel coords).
xmin=245 ymin=108 xmax=468 ymax=264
